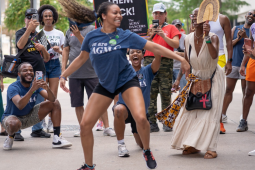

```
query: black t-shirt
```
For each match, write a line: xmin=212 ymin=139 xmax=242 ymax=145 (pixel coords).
xmin=15 ymin=28 xmax=46 ymax=74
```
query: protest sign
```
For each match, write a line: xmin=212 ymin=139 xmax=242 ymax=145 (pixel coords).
xmin=93 ymin=0 xmax=149 ymax=36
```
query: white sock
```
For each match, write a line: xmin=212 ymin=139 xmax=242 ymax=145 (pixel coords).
xmin=118 ymin=139 xmax=125 ymax=144
xmin=48 ymin=117 xmax=51 ymax=120
xmin=104 ymin=127 xmax=109 ymax=130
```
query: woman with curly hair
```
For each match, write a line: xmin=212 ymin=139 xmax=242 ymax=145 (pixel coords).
xmin=38 ymin=5 xmax=65 ymax=133
xmin=59 ymin=1 xmax=190 ymax=170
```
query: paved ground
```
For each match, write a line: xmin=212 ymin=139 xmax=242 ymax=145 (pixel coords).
xmin=0 ymin=80 xmax=254 ymax=170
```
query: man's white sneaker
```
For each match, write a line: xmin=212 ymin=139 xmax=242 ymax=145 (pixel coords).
xmin=48 ymin=119 xmax=54 ymax=133
xmin=3 ymin=136 xmax=14 ymax=150
xmin=222 ymin=114 xmax=227 ymax=123
xmin=118 ymin=143 xmax=130 ymax=157
xmin=73 ymin=131 xmax=80 ymax=137
xmin=103 ymin=128 xmax=116 ymax=137
xmin=52 ymin=135 xmax=72 ymax=148
xmin=42 ymin=119 xmax=47 ymax=132
xmin=248 ymin=150 xmax=255 ymax=156
xmin=96 ymin=120 xmax=104 ymax=131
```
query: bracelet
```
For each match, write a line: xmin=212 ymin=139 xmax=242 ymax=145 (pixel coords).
xmin=59 ymin=76 xmax=67 ymax=81
xmin=206 ymin=40 xmax=211 ymax=43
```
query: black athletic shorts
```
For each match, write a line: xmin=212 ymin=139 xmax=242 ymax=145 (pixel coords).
xmin=93 ymin=76 xmax=140 ymax=99
xmin=69 ymin=78 xmax=99 ymax=107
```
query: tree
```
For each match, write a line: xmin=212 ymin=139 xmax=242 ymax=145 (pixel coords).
xmin=4 ymin=0 xmax=93 ymax=33
xmin=167 ymin=0 xmax=249 ymax=33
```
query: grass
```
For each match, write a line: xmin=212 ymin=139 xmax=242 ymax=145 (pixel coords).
xmin=3 ymin=78 xmax=16 ymax=84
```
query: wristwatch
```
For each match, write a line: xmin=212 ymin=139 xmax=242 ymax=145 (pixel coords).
xmin=228 ymin=58 xmax=233 ymax=62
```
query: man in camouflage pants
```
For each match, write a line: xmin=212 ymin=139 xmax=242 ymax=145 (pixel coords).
xmin=144 ymin=2 xmax=181 ymax=132
xmin=143 ymin=57 xmax=173 ymax=132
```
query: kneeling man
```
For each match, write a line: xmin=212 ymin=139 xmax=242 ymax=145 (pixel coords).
xmin=1 ymin=63 xmax=72 ymax=150
xmin=113 ymin=49 xmax=160 ymax=157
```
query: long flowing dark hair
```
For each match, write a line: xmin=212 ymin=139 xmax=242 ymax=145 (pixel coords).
xmin=58 ymin=0 xmax=96 ymax=23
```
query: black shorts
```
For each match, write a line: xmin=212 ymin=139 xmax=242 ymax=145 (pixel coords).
xmin=93 ymin=76 xmax=140 ymax=99
xmin=112 ymin=103 xmax=138 ymax=134
xmin=69 ymin=78 xmax=99 ymax=107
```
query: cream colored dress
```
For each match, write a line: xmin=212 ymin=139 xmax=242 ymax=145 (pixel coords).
xmin=171 ymin=32 xmax=225 ymax=152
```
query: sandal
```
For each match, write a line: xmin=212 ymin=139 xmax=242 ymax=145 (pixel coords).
xmin=182 ymin=147 xmax=200 ymax=155
xmin=0 ymin=131 xmax=8 ymax=136
xmin=204 ymin=151 xmax=217 ymax=159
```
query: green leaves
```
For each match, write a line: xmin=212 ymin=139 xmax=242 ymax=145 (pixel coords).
xmin=4 ymin=0 xmax=93 ymax=33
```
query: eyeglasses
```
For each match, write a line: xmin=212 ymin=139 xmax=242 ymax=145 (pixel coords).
xmin=189 ymin=14 xmax=197 ymax=19
xmin=153 ymin=12 xmax=165 ymax=16
xmin=26 ymin=15 xmax=32 ymax=19
xmin=248 ymin=12 xmax=255 ymax=17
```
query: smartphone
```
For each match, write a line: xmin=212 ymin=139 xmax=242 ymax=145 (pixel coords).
xmin=36 ymin=71 xmax=43 ymax=80
xmin=32 ymin=14 xmax=39 ymax=22
xmin=152 ymin=19 xmax=159 ymax=31
xmin=244 ymin=38 xmax=252 ymax=53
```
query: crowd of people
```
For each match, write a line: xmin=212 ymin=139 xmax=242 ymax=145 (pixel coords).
xmin=0 ymin=1 xmax=255 ymax=170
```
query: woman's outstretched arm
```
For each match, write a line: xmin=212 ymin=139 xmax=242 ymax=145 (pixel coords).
xmin=144 ymin=40 xmax=190 ymax=77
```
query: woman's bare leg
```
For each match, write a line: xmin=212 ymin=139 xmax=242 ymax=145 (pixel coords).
xmin=48 ymin=78 xmax=59 ymax=118
xmin=80 ymin=93 xmax=112 ymax=166
xmin=122 ymin=87 xmax=150 ymax=150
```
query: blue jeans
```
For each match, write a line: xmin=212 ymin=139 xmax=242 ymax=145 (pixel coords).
xmin=45 ymin=59 xmax=61 ymax=78
xmin=172 ymin=69 xmax=187 ymax=92
xmin=16 ymin=75 xmax=46 ymax=133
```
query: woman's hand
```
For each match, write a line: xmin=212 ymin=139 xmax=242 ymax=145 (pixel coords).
xmin=203 ymin=21 xmax=210 ymax=36
xmin=239 ymin=65 xmax=246 ymax=77
xmin=53 ymin=46 xmax=61 ymax=54
xmin=70 ymin=25 xmax=81 ymax=37
xmin=180 ymin=59 xmax=190 ymax=78
xmin=59 ymin=77 xmax=70 ymax=93
xmin=157 ymin=27 xmax=165 ymax=38
xmin=172 ymin=80 xmax=181 ymax=93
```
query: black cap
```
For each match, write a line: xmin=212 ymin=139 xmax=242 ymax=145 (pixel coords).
xmin=172 ymin=19 xmax=182 ymax=26
xmin=25 ymin=8 xmax=38 ymax=16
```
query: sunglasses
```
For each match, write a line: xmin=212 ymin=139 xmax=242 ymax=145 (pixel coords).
xmin=26 ymin=15 xmax=32 ymax=19
xmin=248 ymin=12 xmax=255 ymax=17
xmin=189 ymin=14 xmax=197 ymax=19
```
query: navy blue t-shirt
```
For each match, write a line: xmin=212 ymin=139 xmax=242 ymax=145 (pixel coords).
xmin=81 ymin=28 xmax=147 ymax=93
xmin=232 ymin=25 xmax=250 ymax=67
xmin=118 ymin=64 xmax=156 ymax=114
xmin=2 ymin=81 xmax=43 ymax=119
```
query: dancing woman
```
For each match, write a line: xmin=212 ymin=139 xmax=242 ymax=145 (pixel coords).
xmin=171 ymin=8 xmax=224 ymax=159
xmin=59 ymin=1 xmax=190 ymax=170
xmin=38 ymin=5 xmax=65 ymax=132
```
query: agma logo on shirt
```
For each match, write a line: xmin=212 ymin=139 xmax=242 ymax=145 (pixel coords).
xmin=91 ymin=44 xmax=121 ymax=54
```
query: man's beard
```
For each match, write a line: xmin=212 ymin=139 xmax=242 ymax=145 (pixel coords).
xmin=247 ymin=18 xmax=254 ymax=26
xmin=21 ymin=75 xmax=33 ymax=84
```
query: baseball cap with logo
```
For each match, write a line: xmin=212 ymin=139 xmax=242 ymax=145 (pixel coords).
xmin=25 ymin=8 xmax=38 ymax=16
xmin=172 ymin=19 xmax=182 ymax=26
xmin=153 ymin=3 xmax=166 ymax=13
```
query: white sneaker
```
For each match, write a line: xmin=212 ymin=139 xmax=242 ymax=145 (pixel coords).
xmin=52 ymin=135 xmax=72 ymax=148
xmin=3 ymin=136 xmax=14 ymax=150
xmin=48 ymin=119 xmax=54 ymax=133
xmin=222 ymin=114 xmax=227 ymax=123
xmin=73 ymin=131 xmax=80 ymax=137
xmin=248 ymin=150 xmax=255 ymax=156
xmin=103 ymin=128 xmax=116 ymax=137
xmin=42 ymin=119 xmax=47 ymax=132
xmin=118 ymin=143 xmax=130 ymax=157
xmin=96 ymin=120 xmax=104 ymax=131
